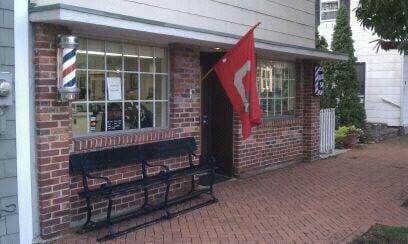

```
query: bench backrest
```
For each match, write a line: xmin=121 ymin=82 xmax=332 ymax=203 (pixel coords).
xmin=70 ymin=137 xmax=197 ymax=173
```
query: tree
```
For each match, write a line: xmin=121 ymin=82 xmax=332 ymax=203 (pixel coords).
xmin=315 ymin=29 xmax=329 ymax=51
xmin=355 ymin=0 xmax=408 ymax=54
xmin=323 ymin=4 xmax=366 ymax=129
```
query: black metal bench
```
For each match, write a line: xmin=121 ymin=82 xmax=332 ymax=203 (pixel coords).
xmin=69 ymin=137 xmax=217 ymax=242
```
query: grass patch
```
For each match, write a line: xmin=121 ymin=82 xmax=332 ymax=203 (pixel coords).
xmin=353 ymin=224 xmax=408 ymax=243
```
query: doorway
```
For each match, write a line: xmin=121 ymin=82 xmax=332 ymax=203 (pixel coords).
xmin=200 ymin=52 xmax=234 ymax=180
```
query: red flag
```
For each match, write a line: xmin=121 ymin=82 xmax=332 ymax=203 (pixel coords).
xmin=214 ymin=29 xmax=262 ymax=139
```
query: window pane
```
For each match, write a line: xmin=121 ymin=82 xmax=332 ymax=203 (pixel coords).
xmin=124 ymin=101 xmax=139 ymax=129
xmin=260 ymin=99 xmax=268 ymax=115
xmin=89 ymin=103 xmax=105 ymax=132
xmin=107 ymin=103 xmax=123 ymax=131
xmin=282 ymin=79 xmax=289 ymax=97
xmin=77 ymin=70 xmax=87 ymax=101
xmin=322 ymin=1 xmax=338 ymax=11
xmin=155 ymin=102 xmax=168 ymax=127
xmin=88 ymin=71 xmax=105 ymax=101
xmin=289 ymin=79 xmax=296 ymax=97
xmin=77 ymin=38 xmax=86 ymax=69
xmin=322 ymin=11 xmax=337 ymax=20
xmin=140 ymin=74 xmax=153 ymax=100
xmin=140 ymin=102 xmax=153 ymax=128
xmin=275 ymin=99 xmax=282 ymax=115
xmin=260 ymin=79 xmax=268 ymax=98
xmin=88 ymin=40 xmax=105 ymax=70
xmin=107 ymin=72 xmax=122 ymax=101
xmin=288 ymin=98 xmax=295 ymax=115
xmin=266 ymin=78 xmax=274 ymax=98
xmin=106 ymin=42 xmax=122 ymax=71
xmin=124 ymin=73 xmax=139 ymax=100
xmin=124 ymin=44 xmax=138 ymax=72
xmin=282 ymin=99 xmax=289 ymax=115
xmin=268 ymin=99 xmax=274 ymax=117
xmin=273 ymin=73 xmax=282 ymax=98
xmin=155 ymin=75 xmax=168 ymax=100
xmin=72 ymin=103 xmax=87 ymax=134
xmin=155 ymin=48 xmax=167 ymax=73
xmin=140 ymin=46 xmax=154 ymax=72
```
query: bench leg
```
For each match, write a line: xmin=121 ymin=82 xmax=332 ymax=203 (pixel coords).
xmin=84 ymin=197 xmax=92 ymax=226
xmin=208 ymin=156 xmax=217 ymax=201
xmin=141 ymin=187 xmax=149 ymax=209
xmin=190 ymin=175 xmax=196 ymax=193
xmin=163 ymin=180 xmax=171 ymax=219
xmin=106 ymin=197 xmax=113 ymax=234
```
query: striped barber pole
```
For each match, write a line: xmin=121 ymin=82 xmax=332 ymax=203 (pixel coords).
xmin=62 ymin=47 xmax=77 ymax=88
xmin=314 ymin=65 xmax=324 ymax=96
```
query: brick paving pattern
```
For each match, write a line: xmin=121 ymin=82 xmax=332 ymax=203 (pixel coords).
xmin=59 ymin=137 xmax=408 ymax=243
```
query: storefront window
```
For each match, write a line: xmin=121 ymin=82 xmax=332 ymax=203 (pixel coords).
xmin=257 ymin=60 xmax=296 ymax=118
xmin=72 ymin=39 xmax=169 ymax=136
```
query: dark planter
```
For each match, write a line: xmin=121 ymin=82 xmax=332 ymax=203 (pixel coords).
xmin=344 ymin=133 xmax=357 ymax=148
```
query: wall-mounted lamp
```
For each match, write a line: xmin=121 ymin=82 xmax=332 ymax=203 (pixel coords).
xmin=57 ymin=35 xmax=80 ymax=102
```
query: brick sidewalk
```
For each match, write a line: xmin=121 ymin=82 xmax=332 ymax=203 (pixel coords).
xmin=59 ymin=137 xmax=408 ymax=243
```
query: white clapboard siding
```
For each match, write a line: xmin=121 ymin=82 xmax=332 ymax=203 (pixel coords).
xmin=30 ymin=0 xmax=316 ymax=48
xmin=320 ymin=108 xmax=335 ymax=154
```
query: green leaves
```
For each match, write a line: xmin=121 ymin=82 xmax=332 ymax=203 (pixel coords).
xmin=321 ymin=3 xmax=366 ymax=129
xmin=355 ymin=0 xmax=408 ymax=54
xmin=316 ymin=29 xmax=329 ymax=51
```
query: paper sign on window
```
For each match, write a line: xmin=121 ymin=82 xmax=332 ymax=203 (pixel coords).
xmin=107 ymin=77 xmax=122 ymax=101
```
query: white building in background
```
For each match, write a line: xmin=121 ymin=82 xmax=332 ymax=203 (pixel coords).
xmin=317 ymin=0 xmax=408 ymax=131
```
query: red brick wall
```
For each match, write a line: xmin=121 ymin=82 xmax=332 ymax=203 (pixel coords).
xmin=35 ymin=22 xmax=320 ymax=240
xmin=35 ymin=23 xmax=72 ymax=239
xmin=232 ymin=60 xmax=320 ymax=176
xmin=302 ymin=61 xmax=321 ymax=162
xmin=34 ymin=23 xmax=201 ymax=239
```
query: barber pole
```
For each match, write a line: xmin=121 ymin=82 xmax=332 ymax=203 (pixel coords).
xmin=314 ymin=65 xmax=324 ymax=96
xmin=57 ymin=35 xmax=80 ymax=101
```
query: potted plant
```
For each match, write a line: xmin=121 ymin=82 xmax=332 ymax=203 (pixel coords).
xmin=343 ymin=126 xmax=363 ymax=148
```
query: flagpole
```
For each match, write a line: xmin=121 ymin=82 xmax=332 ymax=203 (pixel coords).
xmin=200 ymin=22 xmax=261 ymax=83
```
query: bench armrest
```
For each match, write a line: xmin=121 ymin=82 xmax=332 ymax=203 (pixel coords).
xmin=144 ymin=162 xmax=169 ymax=173
xmin=85 ymin=173 xmax=112 ymax=188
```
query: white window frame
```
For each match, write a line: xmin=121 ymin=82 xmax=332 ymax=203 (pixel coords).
xmin=72 ymin=39 xmax=170 ymax=137
xmin=320 ymin=0 xmax=340 ymax=22
xmin=257 ymin=60 xmax=296 ymax=119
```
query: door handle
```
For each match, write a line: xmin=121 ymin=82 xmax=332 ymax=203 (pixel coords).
xmin=202 ymin=115 xmax=209 ymax=125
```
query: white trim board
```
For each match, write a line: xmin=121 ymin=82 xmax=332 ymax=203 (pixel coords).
xmin=15 ymin=0 xmax=38 ymax=243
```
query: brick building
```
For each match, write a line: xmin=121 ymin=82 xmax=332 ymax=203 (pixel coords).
xmin=8 ymin=0 xmax=346 ymax=242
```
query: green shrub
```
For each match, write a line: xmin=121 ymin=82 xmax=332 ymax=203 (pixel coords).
xmin=335 ymin=125 xmax=364 ymax=145
xmin=335 ymin=126 xmax=349 ymax=145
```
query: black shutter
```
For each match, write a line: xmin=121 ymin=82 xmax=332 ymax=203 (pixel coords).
xmin=355 ymin=62 xmax=366 ymax=98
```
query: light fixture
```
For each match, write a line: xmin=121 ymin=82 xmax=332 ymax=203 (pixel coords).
xmin=212 ymin=47 xmax=222 ymax=51
xmin=57 ymin=35 xmax=80 ymax=102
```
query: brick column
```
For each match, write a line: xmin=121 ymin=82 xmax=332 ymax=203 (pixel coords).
xmin=35 ymin=23 xmax=72 ymax=239
xmin=302 ymin=60 xmax=320 ymax=162
xmin=169 ymin=44 xmax=201 ymax=147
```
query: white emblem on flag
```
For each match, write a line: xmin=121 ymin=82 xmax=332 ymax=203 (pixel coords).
xmin=234 ymin=60 xmax=251 ymax=112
